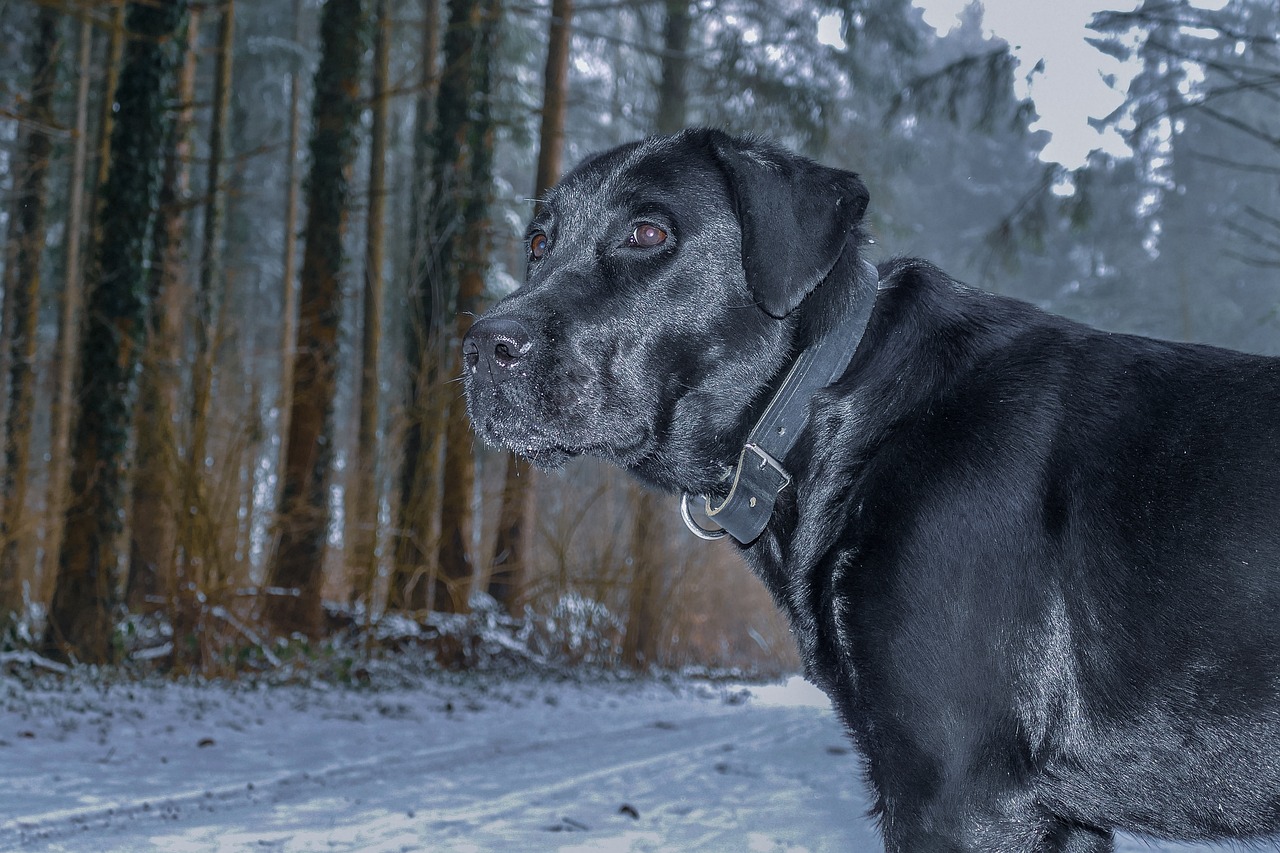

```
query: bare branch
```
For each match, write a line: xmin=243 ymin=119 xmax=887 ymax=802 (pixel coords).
xmin=1200 ymin=104 xmax=1280 ymax=150
xmin=1223 ymin=249 xmax=1280 ymax=269
xmin=1243 ymin=205 xmax=1280 ymax=233
xmin=1189 ymin=150 xmax=1280 ymax=175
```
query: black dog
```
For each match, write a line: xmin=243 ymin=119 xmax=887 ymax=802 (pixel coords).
xmin=462 ymin=128 xmax=1280 ymax=852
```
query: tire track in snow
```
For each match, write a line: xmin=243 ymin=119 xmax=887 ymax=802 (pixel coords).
xmin=417 ymin=714 xmax=779 ymax=827
xmin=0 ymin=708 xmax=768 ymax=849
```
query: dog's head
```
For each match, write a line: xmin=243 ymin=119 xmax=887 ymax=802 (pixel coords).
xmin=462 ymin=128 xmax=870 ymax=494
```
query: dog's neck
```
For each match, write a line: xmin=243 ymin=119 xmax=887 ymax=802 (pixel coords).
xmin=681 ymin=258 xmax=881 ymax=544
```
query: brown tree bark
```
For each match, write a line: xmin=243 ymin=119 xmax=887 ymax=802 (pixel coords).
xmin=0 ymin=5 xmax=60 ymax=625
xmin=276 ymin=0 xmax=304 ymax=523
xmin=431 ymin=0 xmax=503 ymax=615
xmin=349 ymin=0 xmax=391 ymax=608
xmin=183 ymin=0 xmax=235 ymax=592
xmin=621 ymin=486 xmax=665 ymax=668
xmin=91 ymin=0 xmax=128 ymax=231
xmin=487 ymin=454 xmax=531 ymax=612
xmin=533 ymin=0 xmax=573 ymax=208
xmin=45 ymin=0 xmax=188 ymax=664
xmin=265 ymin=0 xmax=366 ymax=638
xmin=127 ymin=9 xmax=200 ymax=628
xmin=390 ymin=0 xmax=442 ymax=613
xmin=43 ymin=11 xmax=95 ymax=609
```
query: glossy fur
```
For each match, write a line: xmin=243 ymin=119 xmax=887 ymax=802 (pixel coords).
xmin=462 ymin=129 xmax=1280 ymax=852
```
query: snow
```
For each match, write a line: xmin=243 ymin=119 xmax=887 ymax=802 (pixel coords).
xmin=916 ymin=0 xmax=1135 ymax=168
xmin=0 ymin=670 xmax=1274 ymax=852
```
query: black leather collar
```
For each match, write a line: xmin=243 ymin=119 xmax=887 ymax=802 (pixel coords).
xmin=681 ymin=259 xmax=880 ymax=544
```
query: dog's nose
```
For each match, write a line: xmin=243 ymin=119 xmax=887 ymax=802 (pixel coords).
xmin=463 ymin=317 xmax=535 ymax=374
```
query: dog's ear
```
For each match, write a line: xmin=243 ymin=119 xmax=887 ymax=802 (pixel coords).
xmin=707 ymin=132 xmax=869 ymax=318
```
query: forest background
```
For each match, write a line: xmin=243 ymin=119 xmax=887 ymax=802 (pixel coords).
xmin=0 ymin=0 xmax=1276 ymax=677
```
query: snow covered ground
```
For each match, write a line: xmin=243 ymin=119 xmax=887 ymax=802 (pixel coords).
xmin=0 ymin=668 xmax=1275 ymax=852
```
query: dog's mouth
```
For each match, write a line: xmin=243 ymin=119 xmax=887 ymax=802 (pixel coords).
xmin=474 ymin=414 xmax=576 ymax=467
xmin=474 ymin=407 xmax=652 ymax=472
xmin=481 ymin=420 xmax=578 ymax=468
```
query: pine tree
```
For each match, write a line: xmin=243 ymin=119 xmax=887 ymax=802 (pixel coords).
xmin=390 ymin=0 xmax=442 ymax=612
xmin=126 ymin=9 xmax=201 ymax=614
xmin=276 ymin=0 xmax=305 ymax=529
xmin=266 ymin=0 xmax=367 ymax=638
xmin=45 ymin=0 xmax=189 ymax=664
xmin=183 ymin=0 xmax=236 ymax=590
xmin=349 ymin=0 xmax=392 ymax=608
xmin=44 ymin=9 xmax=95 ymax=612
xmin=399 ymin=0 xmax=501 ymax=614
xmin=0 ymin=4 xmax=60 ymax=626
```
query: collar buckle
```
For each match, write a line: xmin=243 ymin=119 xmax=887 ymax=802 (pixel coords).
xmin=744 ymin=443 xmax=792 ymax=492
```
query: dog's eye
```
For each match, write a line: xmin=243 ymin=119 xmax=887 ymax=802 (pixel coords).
xmin=628 ymin=223 xmax=667 ymax=248
xmin=530 ymin=231 xmax=549 ymax=260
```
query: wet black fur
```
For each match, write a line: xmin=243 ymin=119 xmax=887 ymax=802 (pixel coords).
xmin=462 ymin=128 xmax=1280 ymax=852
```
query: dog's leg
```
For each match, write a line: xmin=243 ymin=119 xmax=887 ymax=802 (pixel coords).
xmin=881 ymin=802 xmax=1114 ymax=853
xmin=877 ymin=778 xmax=1110 ymax=853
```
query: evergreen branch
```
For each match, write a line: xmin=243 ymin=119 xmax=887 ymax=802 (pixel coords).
xmin=977 ymin=165 xmax=1063 ymax=275
xmin=1144 ymin=37 xmax=1280 ymax=106
xmin=1121 ymin=37 xmax=1280 ymax=141
xmin=887 ymin=48 xmax=1021 ymax=132
xmin=1091 ymin=5 xmax=1278 ymax=46
xmin=1129 ymin=75 xmax=1280 ymax=140
xmin=1090 ymin=5 xmax=1184 ymax=36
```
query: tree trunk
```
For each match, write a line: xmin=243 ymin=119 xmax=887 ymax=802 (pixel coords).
xmin=45 ymin=0 xmax=188 ymax=665
xmin=431 ymin=0 xmax=503 ymax=615
xmin=91 ymin=0 xmax=128 ymax=233
xmin=487 ymin=0 xmax=573 ymax=614
xmin=429 ymin=0 xmax=481 ymax=615
xmin=0 ymin=174 xmax=18 ymax=463
xmin=43 ymin=11 xmax=95 ymax=610
xmin=0 ymin=5 xmax=60 ymax=625
xmin=656 ymin=0 xmax=691 ymax=136
xmin=486 ymin=455 xmax=530 ymax=612
xmin=127 ymin=10 xmax=200 ymax=649
xmin=349 ymin=0 xmax=391 ymax=608
xmin=390 ymin=0 xmax=442 ymax=612
xmin=533 ymin=0 xmax=573 ymax=207
xmin=276 ymin=0 xmax=304 ymax=527
xmin=265 ymin=0 xmax=367 ymax=639
xmin=44 ymin=0 xmax=126 ymax=610
xmin=183 ymin=0 xmax=235 ymax=591
xmin=621 ymin=487 xmax=664 ymax=669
